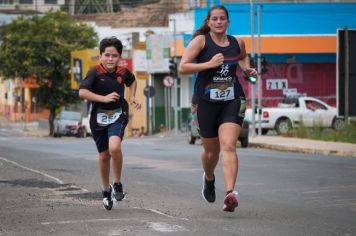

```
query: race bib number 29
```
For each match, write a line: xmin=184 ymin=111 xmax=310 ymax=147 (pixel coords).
xmin=97 ymin=108 xmax=121 ymax=126
xmin=210 ymin=87 xmax=235 ymax=101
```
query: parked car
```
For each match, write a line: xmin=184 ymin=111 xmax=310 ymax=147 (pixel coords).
xmin=245 ymin=96 xmax=344 ymax=135
xmin=53 ymin=111 xmax=88 ymax=138
xmin=187 ymin=115 xmax=250 ymax=148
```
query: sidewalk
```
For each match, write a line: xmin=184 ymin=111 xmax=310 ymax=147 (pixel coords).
xmin=0 ymin=116 xmax=49 ymax=137
xmin=249 ymin=135 xmax=356 ymax=157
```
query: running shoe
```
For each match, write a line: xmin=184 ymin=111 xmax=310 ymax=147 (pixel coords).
xmin=102 ymin=186 xmax=113 ymax=210
xmin=223 ymin=190 xmax=239 ymax=212
xmin=202 ymin=173 xmax=215 ymax=203
xmin=112 ymin=182 xmax=125 ymax=202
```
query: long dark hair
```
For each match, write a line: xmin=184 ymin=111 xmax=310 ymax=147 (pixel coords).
xmin=192 ymin=5 xmax=229 ymax=39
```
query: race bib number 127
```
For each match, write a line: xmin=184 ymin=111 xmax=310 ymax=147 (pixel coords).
xmin=210 ymin=87 xmax=235 ymax=101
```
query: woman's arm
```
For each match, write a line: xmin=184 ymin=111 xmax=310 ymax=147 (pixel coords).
xmin=178 ymin=35 xmax=224 ymax=74
xmin=236 ymin=37 xmax=258 ymax=78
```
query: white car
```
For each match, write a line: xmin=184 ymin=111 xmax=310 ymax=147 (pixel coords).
xmin=245 ymin=96 xmax=344 ymax=135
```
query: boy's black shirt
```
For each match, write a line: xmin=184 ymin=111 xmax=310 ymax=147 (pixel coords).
xmin=80 ymin=64 xmax=135 ymax=130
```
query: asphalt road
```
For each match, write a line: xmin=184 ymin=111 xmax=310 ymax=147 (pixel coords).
xmin=0 ymin=133 xmax=356 ymax=236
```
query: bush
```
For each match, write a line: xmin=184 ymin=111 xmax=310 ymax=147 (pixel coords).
xmin=286 ymin=120 xmax=356 ymax=144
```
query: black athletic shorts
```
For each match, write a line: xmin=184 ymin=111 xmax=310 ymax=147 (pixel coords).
xmin=196 ymin=97 xmax=246 ymax=138
xmin=91 ymin=114 xmax=128 ymax=153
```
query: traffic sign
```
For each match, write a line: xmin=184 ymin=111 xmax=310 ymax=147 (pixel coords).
xmin=163 ymin=76 xmax=174 ymax=87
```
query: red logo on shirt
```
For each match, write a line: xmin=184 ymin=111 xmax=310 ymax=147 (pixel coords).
xmin=117 ymin=76 xmax=123 ymax=84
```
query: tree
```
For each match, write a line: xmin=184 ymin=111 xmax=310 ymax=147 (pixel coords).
xmin=0 ymin=11 xmax=98 ymax=136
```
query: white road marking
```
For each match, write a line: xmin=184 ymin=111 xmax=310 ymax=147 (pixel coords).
xmin=0 ymin=156 xmax=63 ymax=184
xmin=133 ymin=207 xmax=189 ymax=221
xmin=0 ymin=156 xmax=89 ymax=192
xmin=148 ymin=222 xmax=188 ymax=232
xmin=41 ymin=207 xmax=189 ymax=225
xmin=41 ymin=218 xmax=123 ymax=225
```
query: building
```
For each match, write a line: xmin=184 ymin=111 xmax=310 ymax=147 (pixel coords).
xmin=0 ymin=0 xmax=65 ymax=13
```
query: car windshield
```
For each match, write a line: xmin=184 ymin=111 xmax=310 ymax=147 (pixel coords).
xmin=60 ymin=111 xmax=81 ymax=121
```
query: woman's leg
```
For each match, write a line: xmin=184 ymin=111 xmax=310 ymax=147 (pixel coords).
xmin=218 ymin=122 xmax=240 ymax=192
xmin=200 ymin=137 xmax=220 ymax=180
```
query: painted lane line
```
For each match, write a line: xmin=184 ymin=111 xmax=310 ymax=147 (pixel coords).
xmin=0 ymin=156 xmax=89 ymax=192
xmin=41 ymin=207 xmax=189 ymax=225
xmin=0 ymin=156 xmax=64 ymax=184
xmin=41 ymin=218 xmax=123 ymax=225
xmin=132 ymin=207 xmax=189 ymax=221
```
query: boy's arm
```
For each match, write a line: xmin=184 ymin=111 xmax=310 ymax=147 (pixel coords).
xmin=128 ymin=80 xmax=141 ymax=110
xmin=79 ymin=89 xmax=119 ymax=103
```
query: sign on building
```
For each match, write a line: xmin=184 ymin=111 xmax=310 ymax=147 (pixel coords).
xmin=146 ymin=35 xmax=170 ymax=74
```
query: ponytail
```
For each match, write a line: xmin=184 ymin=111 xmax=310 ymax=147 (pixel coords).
xmin=192 ymin=20 xmax=210 ymax=39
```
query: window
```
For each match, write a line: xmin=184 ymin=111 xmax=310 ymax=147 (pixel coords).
xmin=45 ymin=0 xmax=57 ymax=4
xmin=19 ymin=0 xmax=33 ymax=4
xmin=0 ymin=0 xmax=14 ymax=4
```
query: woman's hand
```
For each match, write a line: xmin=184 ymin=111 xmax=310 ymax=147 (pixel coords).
xmin=244 ymin=67 xmax=258 ymax=78
xmin=208 ymin=53 xmax=224 ymax=68
xmin=103 ymin=92 xmax=120 ymax=103
xmin=130 ymin=97 xmax=142 ymax=110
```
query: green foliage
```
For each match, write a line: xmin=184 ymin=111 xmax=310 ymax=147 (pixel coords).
xmin=0 ymin=11 xmax=98 ymax=134
xmin=287 ymin=121 xmax=356 ymax=144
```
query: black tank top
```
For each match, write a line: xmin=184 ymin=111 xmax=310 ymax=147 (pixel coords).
xmin=194 ymin=33 xmax=245 ymax=103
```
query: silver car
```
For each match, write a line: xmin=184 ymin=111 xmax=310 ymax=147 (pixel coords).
xmin=53 ymin=111 xmax=87 ymax=137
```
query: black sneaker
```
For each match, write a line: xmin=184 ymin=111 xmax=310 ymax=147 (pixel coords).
xmin=112 ymin=182 xmax=125 ymax=202
xmin=102 ymin=186 xmax=113 ymax=210
xmin=202 ymin=173 xmax=215 ymax=203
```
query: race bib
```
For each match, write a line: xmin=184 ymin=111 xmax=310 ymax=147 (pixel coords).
xmin=210 ymin=86 xmax=235 ymax=101
xmin=97 ymin=108 xmax=122 ymax=126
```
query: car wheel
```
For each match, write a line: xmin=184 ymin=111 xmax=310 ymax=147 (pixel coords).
xmin=275 ymin=118 xmax=291 ymax=135
xmin=332 ymin=117 xmax=344 ymax=130
xmin=188 ymin=132 xmax=196 ymax=145
xmin=240 ymin=137 xmax=249 ymax=148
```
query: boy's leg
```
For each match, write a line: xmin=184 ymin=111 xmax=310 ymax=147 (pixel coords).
xmin=108 ymin=120 xmax=127 ymax=201
xmin=98 ymin=150 xmax=113 ymax=210
xmin=98 ymin=150 xmax=111 ymax=189
xmin=109 ymin=136 xmax=123 ymax=184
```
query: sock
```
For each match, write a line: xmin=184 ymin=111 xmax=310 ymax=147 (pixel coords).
xmin=226 ymin=190 xmax=233 ymax=195
xmin=103 ymin=186 xmax=111 ymax=192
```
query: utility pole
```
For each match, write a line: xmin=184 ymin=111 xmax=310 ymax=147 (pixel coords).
xmin=69 ymin=0 xmax=75 ymax=15
xmin=344 ymin=27 xmax=349 ymax=125
xmin=257 ymin=1 xmax=262 ymax=136
xmin=249 ymin=0 xmax=256 ymax=137
xmin=106 ymin=0 xmax=113 ymax=13
xmin=171 ymin=18 xmax=179 ymax=135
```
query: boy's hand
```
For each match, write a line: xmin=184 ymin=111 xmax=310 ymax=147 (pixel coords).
xmin=130 ymin=97 xmax=141 ymax=110
xmin=103 ymin=92 xmax=120 ymax=103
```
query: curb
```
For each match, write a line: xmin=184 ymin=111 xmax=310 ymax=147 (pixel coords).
xmin=249 ymin=142 xmax=356 ymax=157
